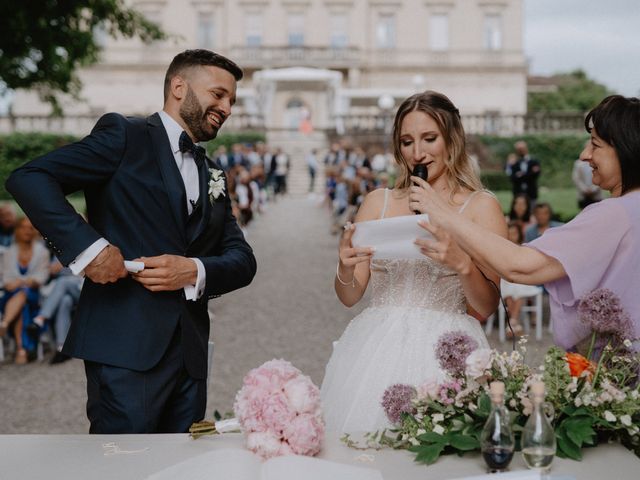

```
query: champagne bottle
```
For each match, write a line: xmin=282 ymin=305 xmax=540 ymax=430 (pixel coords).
xmin=480 ymin=381 xmax=515 ymax=472
xmin=521 ymin=381 xmax=556 ymax=471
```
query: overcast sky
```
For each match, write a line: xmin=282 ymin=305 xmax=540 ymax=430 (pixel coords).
xmin=524 ymin=0 xmax=640 ymax=96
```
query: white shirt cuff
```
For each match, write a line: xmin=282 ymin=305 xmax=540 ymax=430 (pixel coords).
xmin=184 ymin=258 xmax=206 ymax=301
xmin=69 ymin=238 xmax=110 ymax=276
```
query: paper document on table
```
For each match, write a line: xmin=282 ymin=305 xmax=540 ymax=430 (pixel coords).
xmin=351 ymin=214 xmax=433 ymax=260
xmin=450 ymin=470 xmax=573 ymax=480
xmin=145 ymin=448 xmax=383 ymax=480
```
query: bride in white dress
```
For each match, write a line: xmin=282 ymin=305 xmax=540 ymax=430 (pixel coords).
xmin=321 ymin=91 xmax=508 ymax=433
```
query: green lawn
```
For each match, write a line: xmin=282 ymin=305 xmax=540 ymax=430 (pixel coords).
xmin=494 ymin=188 xmax=581 ymax=222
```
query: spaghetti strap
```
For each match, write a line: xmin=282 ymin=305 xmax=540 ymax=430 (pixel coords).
xmin=380 ymin=188 xmax=390 ymax=219
xmin=458 ymin=190 xmax=491 ymax=213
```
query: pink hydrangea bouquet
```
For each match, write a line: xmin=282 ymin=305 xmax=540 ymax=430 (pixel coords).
xmin=190 ymin=359 xmax=325 ymax=460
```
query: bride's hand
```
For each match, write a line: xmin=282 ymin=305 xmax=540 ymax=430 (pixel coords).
xmin=338 ymin=223 xmax=374 ymax=277
xmin=415 ymin=220 xmax=472 ymax=275
xmin=408 ymin=176 xmax=457 ymax=228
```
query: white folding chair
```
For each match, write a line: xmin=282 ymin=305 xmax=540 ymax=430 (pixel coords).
xmin=485 ymin=286 xmax=545 ymax=342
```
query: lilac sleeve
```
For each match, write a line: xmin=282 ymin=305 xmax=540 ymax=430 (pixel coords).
xmin=525 ymin=200 xmax=630 ymax=348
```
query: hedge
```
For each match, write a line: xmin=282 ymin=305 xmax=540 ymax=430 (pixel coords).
xmin=0 ymin=131 xmax=267 ymax=200
xmin=0 ymin=133 xmax=78 ymax=200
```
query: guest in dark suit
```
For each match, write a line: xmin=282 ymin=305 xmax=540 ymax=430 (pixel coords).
xmin=6 ymin=49 xmax=257 ymax=433
xmin=505 ymin=140 xmax=541 ymax=203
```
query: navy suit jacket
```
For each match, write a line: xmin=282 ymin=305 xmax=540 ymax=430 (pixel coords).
xmin=6 ymin=112 xmax=257 ymax=379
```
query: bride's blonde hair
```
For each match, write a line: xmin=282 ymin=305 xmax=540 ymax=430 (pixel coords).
xmin=391 ymin=91 xmax=482 ymax=195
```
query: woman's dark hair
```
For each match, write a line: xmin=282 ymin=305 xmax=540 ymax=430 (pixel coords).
xmin=507 ymin=221 xmax=524 ymax=244
xmin=509 ymin=193 xmax=531 ymax=222
xmin=164 ymin=49 xmax=243 ymax=102
xmin=585 ymin=95 xmax=640 ymax=194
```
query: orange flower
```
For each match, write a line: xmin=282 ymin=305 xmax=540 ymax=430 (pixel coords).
xmin=565 ymin=353 xmax=595 ymax=378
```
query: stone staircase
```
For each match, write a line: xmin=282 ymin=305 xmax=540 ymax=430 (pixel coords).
xmin=266 ymin=130 xmax=328 ymax=197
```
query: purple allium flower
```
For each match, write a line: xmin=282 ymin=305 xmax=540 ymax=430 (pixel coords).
xmin=381 ymin=384 xmax=416 ymax=424
xmin=578 ymin=289 xmax=633 ymax=338
xmin=435 ymin=331 xmax=479 ymax=375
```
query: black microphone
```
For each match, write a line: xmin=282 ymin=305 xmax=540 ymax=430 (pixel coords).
xmin=412 ymin=164 xmax=428 ymax=214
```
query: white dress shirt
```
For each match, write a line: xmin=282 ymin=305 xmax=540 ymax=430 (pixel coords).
xmin=69 ymin=111 xmax=206 ymax=300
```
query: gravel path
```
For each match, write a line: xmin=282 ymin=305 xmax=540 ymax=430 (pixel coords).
xmin=0 ymin=195 xmax=552 ymax=433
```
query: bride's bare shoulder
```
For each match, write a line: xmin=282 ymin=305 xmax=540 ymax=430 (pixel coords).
xmin=356 ymin=188 xmax=387 ymax=222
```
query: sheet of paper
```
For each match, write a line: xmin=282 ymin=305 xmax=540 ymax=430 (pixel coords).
xmin=351 ymin=214 xmax=433 ymax=260
xmin=124 ymin=260 xmax=145 ymax=273
xmin=145 ymin=448 xmax=259 ymax=480
xmin=262 ymin=454 xmax=383 ymax=480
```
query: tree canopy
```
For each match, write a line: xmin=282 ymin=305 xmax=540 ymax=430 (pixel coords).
xmin=528 ymin=70 xmax=613 ymax=113
xmin=0 ymin=0 xmax=166 ymax=113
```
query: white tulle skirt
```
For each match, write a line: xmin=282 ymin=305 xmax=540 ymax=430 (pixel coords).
xmin=320 ymin=305 xmax=489 ymax=433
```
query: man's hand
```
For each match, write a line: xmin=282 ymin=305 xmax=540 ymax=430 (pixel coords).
xmin=84 ymin=245 xmax=128 ymax=284
xmin=131 ymin=255 xmax=198 ymax=292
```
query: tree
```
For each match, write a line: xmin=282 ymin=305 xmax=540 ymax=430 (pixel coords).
xmin=528 ymin=70 xmax=613 ymax=113
xmin=0 ymin=0 xmax=166 ymax=113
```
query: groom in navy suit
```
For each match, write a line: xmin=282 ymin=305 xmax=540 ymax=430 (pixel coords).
xmin=6 ymin=50 xmax=257 ymax=433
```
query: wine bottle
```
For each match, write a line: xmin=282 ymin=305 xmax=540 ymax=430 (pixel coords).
xmin=480 ymin=381 xmax=515 ymax=473
xmin=521 ymin=381 xmax=556 ymax=471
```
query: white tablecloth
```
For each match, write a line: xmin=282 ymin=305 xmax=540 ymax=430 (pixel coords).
xmin=0 ymin=433 xmax=638 ymax=480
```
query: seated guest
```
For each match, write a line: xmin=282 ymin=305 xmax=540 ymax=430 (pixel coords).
xmin=507 ymin=193 xmax=534 ymax=238
xmin=525 ymin=202 xmax=564 ymax=243
xmin=0 ymin=217 xmax=50 ymax=363
xmin=0 ymin=202 xmax=17 ymax=247
xmin=501 ymin=222 xmax=543 ymax=337
xmin=28 ymin=266 xmax=83 ymax=364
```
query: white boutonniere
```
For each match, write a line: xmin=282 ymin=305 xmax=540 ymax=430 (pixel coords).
xmin=208 ymin=168 xmax=226 ymax=204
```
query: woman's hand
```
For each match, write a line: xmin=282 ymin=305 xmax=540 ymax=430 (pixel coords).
xmin=4 ymin=279 xmax=23 ymax=292
xmin=338 ymin=223 xmax=374 ymax=281
xmin=408 ymin=176 xmax=457 ymax=228
xmin=415 ymin=221 xmax=473 ymax=274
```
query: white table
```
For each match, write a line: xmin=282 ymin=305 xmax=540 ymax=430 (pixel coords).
xmin=0 ymin=433 xmax=638 ymax=480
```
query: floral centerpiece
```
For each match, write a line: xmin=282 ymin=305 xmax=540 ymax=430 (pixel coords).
xmin=190 ymin=359 xmax=325 ymax=460
xmin=345 ymin=289 xmax=639 ymax=465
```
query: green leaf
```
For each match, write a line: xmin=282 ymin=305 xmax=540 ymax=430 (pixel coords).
xmin=557 ymin=433 xmax=583 ymax=461
xmin=561 ymin=417 xmax=597 ymax=448
xmin=417 ymin=432 xmax=448 ymax=444
xmin=449 ymin=434 xmax=480 ymax=451
xmin=477 ymin=394 xmax=491 ymax=416
xmin=414 ymin=443 xmax=446 ymax=465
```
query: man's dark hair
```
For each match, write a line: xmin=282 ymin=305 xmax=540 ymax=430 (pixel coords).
xmin=585 ymin=95 xmax=640 ymax=194
xmin=163 ymin=49 xmax=243 ymax=102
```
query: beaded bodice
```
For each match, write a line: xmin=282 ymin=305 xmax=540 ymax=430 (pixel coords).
xmin=368 ymin=258 xmax=467 ymax=313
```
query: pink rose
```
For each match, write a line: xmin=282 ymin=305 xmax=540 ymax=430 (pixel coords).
xmin=234 ymin=386 xmax=268 ymax=432
xmin=243 ymin=359 xmax=300 ymax=393
xmin=260 ymin=391 xmax=296 ymax=433
xmin=416 ymin=379 xmax=440 ymax=401
xmin=283 ymin=376 xmax=321 ymax=414
xmin=283 ymin=413 xmax=325 ymax=456
xmin=246 ymin=431 xmax=283 ymax=459
xmin=465 ymin=348 xmax=492 ymax=380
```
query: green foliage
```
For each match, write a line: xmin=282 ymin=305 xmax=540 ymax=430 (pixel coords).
xmin=0 ymin=1 xmax=166 ymax=113
xmin=477 ymin=133 xmax=589 ymax=190
xmin=0 ymin=132 xmax=78 ymax=199
xmin=528 ymin=70 xmax=613 ymax=113
xmin=204 ymin=132 xmax=267 ymax=155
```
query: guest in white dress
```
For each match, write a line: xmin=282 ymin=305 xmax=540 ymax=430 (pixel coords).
xmin=501 ymin=222 xmax=542 ymax=337
xmin=321 ymin=91 xmax=508 ymax=433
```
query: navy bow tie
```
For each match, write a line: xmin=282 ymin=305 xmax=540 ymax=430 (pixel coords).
xmin=179 ymin=131 xmax=206 ymax=168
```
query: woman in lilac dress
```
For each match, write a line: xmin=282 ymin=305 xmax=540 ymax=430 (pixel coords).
xmin=410 ymin=95 xmax=640 ymax=351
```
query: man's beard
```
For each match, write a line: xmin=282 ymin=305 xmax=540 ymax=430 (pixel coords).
xmin=179 ymin=86 xmax=219 ymax=142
